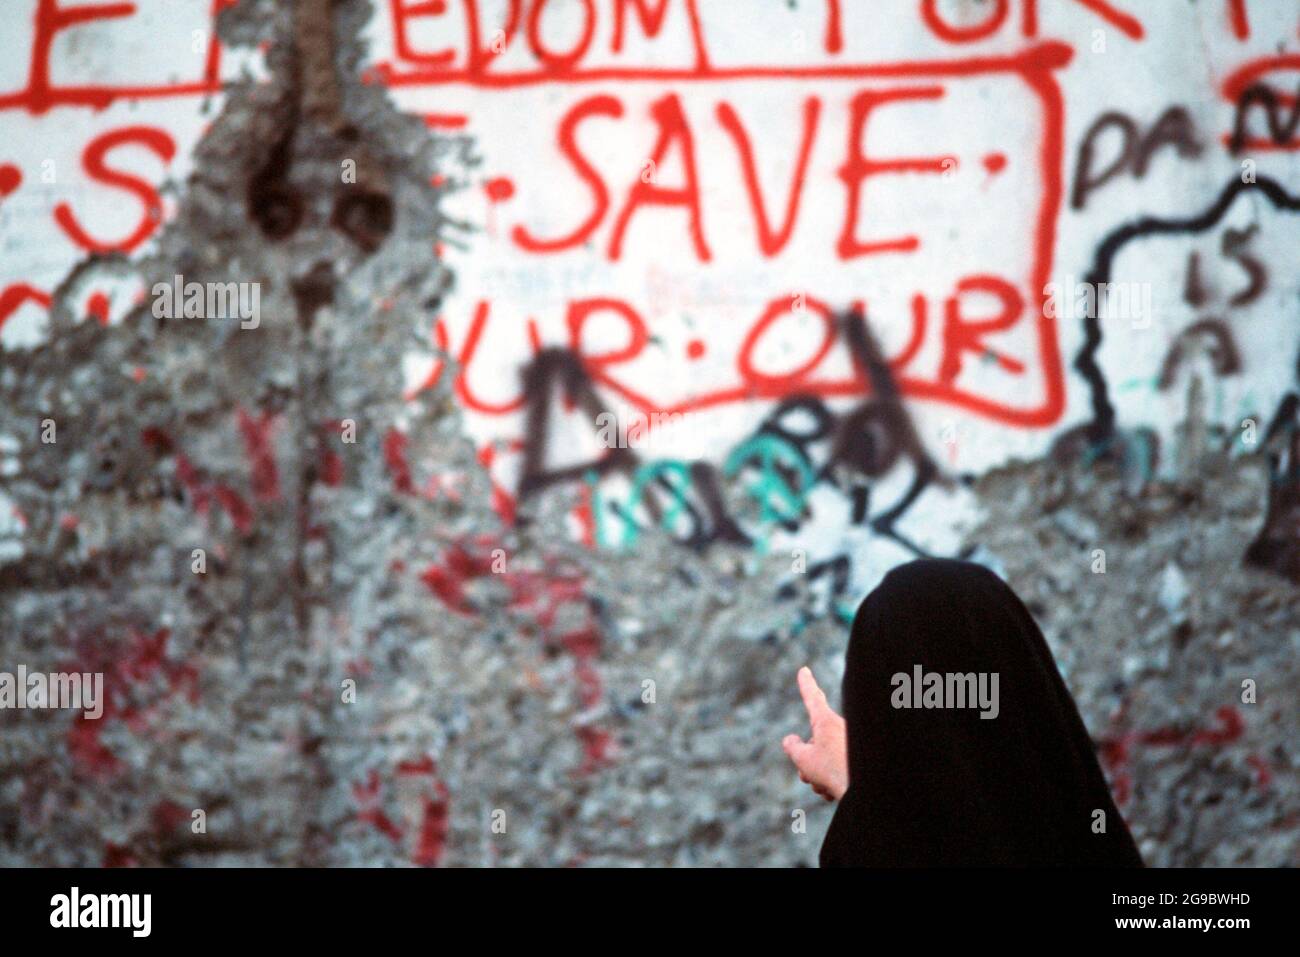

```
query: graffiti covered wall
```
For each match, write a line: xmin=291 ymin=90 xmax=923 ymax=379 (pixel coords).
xmin=1 ymin=0 xmax=1298 ymax=867
xmin=368 ymin=0 xmax=1300 ymax=599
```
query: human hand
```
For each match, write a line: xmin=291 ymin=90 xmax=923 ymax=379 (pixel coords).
xmin=782 ymin=666 xmax=848 ymax=802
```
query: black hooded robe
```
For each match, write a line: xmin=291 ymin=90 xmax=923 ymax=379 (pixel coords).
xmin=820 ymin=558 xmax=1143 ymax=867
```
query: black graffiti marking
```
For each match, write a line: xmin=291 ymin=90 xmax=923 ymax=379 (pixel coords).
xmin=849 ymin=482 xmax=870 ymax=524
xmin=755 ymin=552 xmax=857 ymax=644
xmin=1183 ymin=250 xmax=1208 ymax=308
xmin=517 ymin=349 xmax=737 ymax=545
xmin=1071 ymin=106 xmax=1203 ymax=211
xmin=1073 ymin=175 xmax=1300 ymax=444
xmin=755 ymin=394 xmax=838 ymax=464
xmin=687 ymin=461 xmax=753 ymax=547
xmin=830 ymin=310 xmax=942 ymax=552
xmin=516 ymin=347 xmax=640 ymax=499
xmin=1264 ymin=393 xmax=1300 ymax=448
xmin=1170 ymin=226 xmax=1263 ymax=387
xmin=605 ymin=461 xmax=752 ymax=550
xmin=1221 ymin=224 xmax=1268 ymax=307
xmin=745 ymin=389 xmax=939 ymax=556
xmin=1229 ymin=80 xmax=1300 ymax=154
xmin=1070 ymin=176 xmax=1300 ymax=581
xmin=1183 ymin=227 xmax=1269 ymax=309
xmin=515 ymin=309 xmax=944 ymax=560
xmin=1157 ymin=319 xmax=1243 ymax=391
xmin=831 ymin=309 xmax=938 ymax=478
xmin=776 ymin=553 xmax=850 ymax=605
xmin=725 ymin=316 xmax=944 ymax=555
xmin=1047 ymin=422 xmax=1160 ymax=486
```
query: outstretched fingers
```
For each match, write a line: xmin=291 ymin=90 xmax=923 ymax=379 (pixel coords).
xmin=796 ymin=665 xmax=829 ymax=726
xmin=784 ymin=666 xmax=848 ymax=802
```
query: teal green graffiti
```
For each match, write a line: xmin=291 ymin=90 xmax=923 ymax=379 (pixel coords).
xmin=617 ymin=460 xmax=696 ymax=549
xmin=586 ymin=469 xmax=610 ymax=550
xmin=723 ymin=434 xmax=816 ymax=543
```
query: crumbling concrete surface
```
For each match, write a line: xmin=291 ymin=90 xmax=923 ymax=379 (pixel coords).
xmin=972 ymin=451 xmax=1300 ymax=867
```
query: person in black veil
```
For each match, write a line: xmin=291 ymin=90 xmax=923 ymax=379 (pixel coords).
xmin=782 ymin=558 xmax=1143 ymax=867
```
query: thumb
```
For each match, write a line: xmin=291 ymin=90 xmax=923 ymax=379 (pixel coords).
xmin=782 ymin=733 xmax=815 ymax=765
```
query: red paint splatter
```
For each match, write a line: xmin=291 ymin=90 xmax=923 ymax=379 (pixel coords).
xmin=151 ymin=800 xmax=189 ymax=835
xmin=576 ymin=726 xmax=614 ymax=774
xmin=443 ymin=542 xmax=496 ymax=578
xmin=424 ymin=113 xmax=468 ymax=129
xmin=415 ymin=538 xmax=610 ymax=773
xmin=236 ymin=407 xmax=281 ymax=502
xmin=1245 ymin=754 xmax=1272 ymax=789
xmin=476 ymin=443 xmax=518 ymax=525
xmin=419 ymin=564 xmax=472 ymax=614
xmin=396 ymin=755 xmax=436 ymax=777
xmin=0 ymin=284 xmax=52 ymax=332
xmin=86 ymin=291 xmax=111 ymax=325
xmin=212 ymin=484 xmax=254 ymax=535
xmin=484 ymin=176 xmax=514 ymax=201
xmin=316 ymin=419 xmax=348 ymax=486
xmin=413 ymin=787 xmax=450 ymax=867
xmin=982 ymin=151 xmax=1007 ymax=174
xmin=319 ymin=448 xmax=343 ymax=486
xmin=139 ymin=427 xmax=174 ymax=454
xmin=1227 ymin=0 xmax=1249 ymax=40
xmin=353 ymin=770 xmax=404 ymax=844
xmin=353 ymin=763 xmax=452 ymax=864
xmin=68 ymin=715 xmax=122 ymax=778
xmin=384 ymin=427 xmax=415 ymax=494
xmin=174 ymin=453 xmax=211 ymax=516
xmin=61 ymin=627 xmax=199 ymax=777
xmin=1098 ymin=706 xmax=1249 ymax=805
xmin=103 ymin=843 xmax=139 ymax=868
xmin=1189 ymin=705 xmax=1245 ymax=746
xmin=0 ymin=163 xmax=21 ymax=197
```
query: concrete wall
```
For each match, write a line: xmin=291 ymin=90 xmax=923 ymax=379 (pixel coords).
xmin=0 ymin=0 xmax=1297 ymax=866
